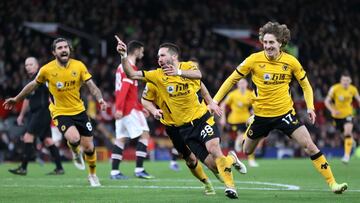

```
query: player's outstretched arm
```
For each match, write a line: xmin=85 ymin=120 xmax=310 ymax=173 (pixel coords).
xmin=114 ymin=35 xmax=144 ymax=80
xmin=200 ymin=82 xmax=222 ymax=116
xmin=3 ymin=80 xmax=39 ymax=110
xmin=85 ymin=79 xmax=107 ymax=111
xmin=163 ymin=64 xmax=202 ymax=79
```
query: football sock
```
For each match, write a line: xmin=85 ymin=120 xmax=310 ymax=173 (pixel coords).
xmin=67 ymin=140 xmax=80 ymax=154
xmin=344 ymin=135 xmax=353 ymax=158
xmin=248 ymin=153 xmax=255 ymax=161
xmin=215 ymin=156 xmax=235 ymax=188
xmin=136 ymin=141 xmax=148 ymax=168
xmin=84 ymin=150 xmax=97 ymax=175
xmin=111 ymin=144 xmax=123 ymax=170
xmin=47 ymin=144 xmax=63 ymax=170
xmin=311 ymin=151 xmax=336 ymax=185
xmin=187 ymin=160 xmax=209 ymax=183
xmin=21 ymin=143 xmax=34 ymax=170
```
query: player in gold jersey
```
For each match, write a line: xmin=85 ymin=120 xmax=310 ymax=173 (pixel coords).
xmin=3 ymin=38 xmax=107 ymax=187
xmin=219 ymin=79 xmax=261 ymax=167
xmin=324 ymin=72 xmax=360 ymax=164
xmin=142 ymin=82 xmax=219 ymax=195
xmin=209 ymin=22 xmax=348 ymax=194
xmin=115 ymin=36 xmax=246 ymax=199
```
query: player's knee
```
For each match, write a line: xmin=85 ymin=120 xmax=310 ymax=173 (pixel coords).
xmin=43 ymin=138 xmax=54 ymax=146
xmin=82 ymin=143 xmax=94 ymax=152
xmin=23 ymin=133 xmax=34 ymax=143
xmin=303 ymin=142 xmax=319 ymax=155
xmin=140 ymin=131 xmax=150 ymax=139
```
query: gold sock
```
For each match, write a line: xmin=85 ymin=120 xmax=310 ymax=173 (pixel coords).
xmin=344 ymin=136 xmax=353 ymax=157
xmin=248 ymin=153 xmax=255 ymax=161
xmin=311 ymin=152 xmax=336 ymax=185
xmin=84 ymin=150 xmax=97 ymax=175
xmin=67 ymin=141 xmax=80 ymax=154
xmin=215 ymin=156 xmax=235 ymax=188
xmin=187 ymin=161 xmax=209 ymax=183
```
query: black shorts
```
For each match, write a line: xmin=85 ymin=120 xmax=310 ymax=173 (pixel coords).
xmin=54 ymin=111 xmax=93 ymax=137
xmin=333 ymin=116 xmax=353 ymax=132
xmin=246 ymin=110 xmax=302 ymax=140
xmin=27 ymin=108 xmax=51 ymax=142
xmin=230 ymin=123 xmax=247 ymax=133
xmin=165 ymin=126 xmax=192 ymax=159
xmin=179 ymin=111 xmax=219 ymax=162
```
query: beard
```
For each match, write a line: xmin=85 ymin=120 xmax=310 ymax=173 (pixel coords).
xmin=56 ymin=54 xmax=69 ymax=66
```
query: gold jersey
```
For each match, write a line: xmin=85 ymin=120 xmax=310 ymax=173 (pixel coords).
xmin=36 ymin=59 xmax=92 ymax=118
xmin=142 ymin=82 xmax=176 ymax=126
xmin=328 ymin=83 xmax=359 ymax=118
xmin=224 ymin=89 xmax=253 ymax=124
xmin=142 ymin=61 xmax=207 ymax=126
xmin=214 ymin=51 xmax=314 ymax=117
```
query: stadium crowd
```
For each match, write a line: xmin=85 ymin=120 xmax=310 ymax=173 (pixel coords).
xmin=0 ymin=0 xmax=359 ymax=161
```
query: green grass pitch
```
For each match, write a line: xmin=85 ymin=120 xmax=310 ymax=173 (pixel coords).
xmin=0 ymin=157 xmax=359 ymax=203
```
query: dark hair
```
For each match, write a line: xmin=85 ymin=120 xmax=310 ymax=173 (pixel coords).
xmin=259 ymin=21 xmax=291 ymax=48
xmin=341 ymin=70 xmax=351 ymax=77
xmin=51 ymin=38 xmax=72 ymax=51
xmin=159 ymin=43 xmax=180 ymax=56
xmin=127 ymin=40 xmax=144 ymax=54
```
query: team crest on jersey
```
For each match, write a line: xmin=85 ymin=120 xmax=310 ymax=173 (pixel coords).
xmin=263 ymin=73 xmax=271 ymax=81
xmin=259 ymin=64 xmax=265 ymax=69
xmin=71 ymin=71 xmax=77 ymax=77
xmin=167 ymin=85 xmax=175 ymax=94
xmin=56 ymin=81 xmax=64 ymax=89
xmin=338 ymin=95 xmax=344 ymax=101
xmin=282 ymin=65 xmax=288 ymax=71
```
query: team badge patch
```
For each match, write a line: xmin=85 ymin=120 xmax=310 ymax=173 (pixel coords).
xmin=282 ymin=65 xmax=288 ymax=71
xmin=61 ymin=125 xmax=66 ymax=132
xmin=71 ymin=71 xmax=77 ymax=77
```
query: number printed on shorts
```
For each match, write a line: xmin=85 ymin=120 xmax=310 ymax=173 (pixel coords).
xmin=200 ymin=124 xmax=214 ymax=139
xmin=281 ymin=113 xmax=293 ymax=125
xmin=86 ymin=122 xmax=93 ymax=131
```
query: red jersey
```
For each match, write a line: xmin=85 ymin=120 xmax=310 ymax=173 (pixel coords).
xmin=115 ymin=62 xmax=143 ymax=116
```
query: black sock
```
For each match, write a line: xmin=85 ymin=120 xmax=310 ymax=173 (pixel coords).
xmin=136 ymin=142 xmax=147 ymax=168
xmin=111 ymin=144 xmax=123 ymax=170
xmin=47 ymin=144 xmax=63 ymax=170
xmin=21 ymin=143 xmax=34 ymax=170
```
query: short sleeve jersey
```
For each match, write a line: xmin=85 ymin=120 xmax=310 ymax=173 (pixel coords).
xmin=142 ymin=61 xmax=207 ymax=126
xmin=328 ymin=83 xmax=359 ymax=118
xmin=36 ymin=59 xmax=92 ymax=118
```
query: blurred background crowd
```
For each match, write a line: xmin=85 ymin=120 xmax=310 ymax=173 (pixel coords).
xmin=0 ymin=0 xmax=359 ymax=162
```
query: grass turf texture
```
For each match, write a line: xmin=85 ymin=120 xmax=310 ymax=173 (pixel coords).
xmin=0 ymin=158 xmax=358 ymax=203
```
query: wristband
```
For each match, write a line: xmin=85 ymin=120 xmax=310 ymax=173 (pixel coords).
xmin=177 ymin=69 xmax=182 ymax=76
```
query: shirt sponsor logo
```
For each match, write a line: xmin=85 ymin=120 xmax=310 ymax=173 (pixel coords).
xmin=264 ymin=73 xmax=271 ymax=81
xmin=167 ymin=86 xmax=174 ymax=94
xmin=56 ymin=82 xmax=64 ymax=89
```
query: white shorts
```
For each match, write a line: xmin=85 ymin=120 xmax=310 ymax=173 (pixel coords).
xmin=51 ymin=126 xmax=62 ymax=143
xmin=115 ymin=109 xmax=149 ymax=139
